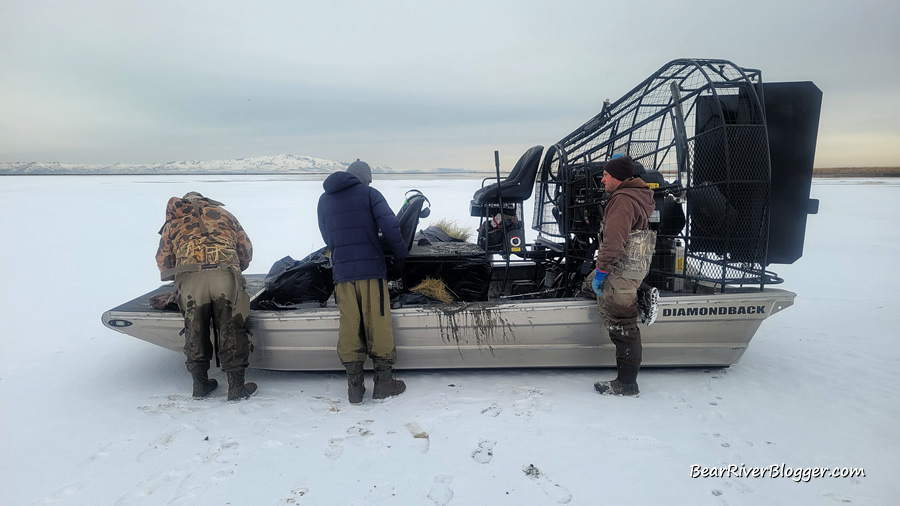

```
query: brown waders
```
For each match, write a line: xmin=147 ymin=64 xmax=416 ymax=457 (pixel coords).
xmin=595 ymin=272 xmax=643 ymax=396
xmin=175 ymin=266 xmax=257 ymax=400
xmin=335 ymin=279 xmax=405 ymax=403
xmin=594 ymin=228 xmax=654 ymax=396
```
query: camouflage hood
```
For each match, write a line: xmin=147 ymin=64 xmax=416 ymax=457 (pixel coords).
xmin=159 ymin=193 xmax=226 ymax=233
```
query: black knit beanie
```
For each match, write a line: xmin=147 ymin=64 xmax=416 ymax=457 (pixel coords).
xmin=603 ymin=156 xmax=635 ymax=181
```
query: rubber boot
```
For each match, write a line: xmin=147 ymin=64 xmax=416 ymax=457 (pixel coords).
xmin=593 ymin=362 xmax=640 ymax=396
xmin=226 ymin=370 xmax=258 ymax=401
xmin=372 ymin=360 xmax=405 ymax=400
xmin=345 ymin=362 xmax=366 ymax=404
xmin=595 ymin=327 xmax=641 ymax=396
xmin=191 ymin=370 xmax=218 ymax=399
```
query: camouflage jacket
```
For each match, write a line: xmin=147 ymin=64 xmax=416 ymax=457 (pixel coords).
xmin=156 ymin=196 xmax=253 ymax=272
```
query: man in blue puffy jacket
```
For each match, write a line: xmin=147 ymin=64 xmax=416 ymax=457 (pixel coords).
xmin=317 ymin=160 xmax=409 ymax=404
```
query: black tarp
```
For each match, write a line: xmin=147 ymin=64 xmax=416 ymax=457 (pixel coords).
xmin=253 ymin=247 xmax=334 ymax=309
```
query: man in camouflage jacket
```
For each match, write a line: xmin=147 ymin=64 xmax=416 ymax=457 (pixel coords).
xmin=156 ymin=191 xmax=257 ymax=401
xmin=591 ymin=156 xmax=656 ymax=397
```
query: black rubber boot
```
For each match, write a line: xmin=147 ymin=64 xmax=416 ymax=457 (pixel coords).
xmin=595 ymin=328 xmax=641 ymax=396
xmin=345 ymin=362 xmax=366 ymax=404
xmin=372 ymin=360 xmax=405 ymax=400
xmin=226 ymin=370 xmax=258 ymax=401
xmin=191 ymin=370 xmax=218 ymax=399
xmin=593 ymin=378 xmax=640 ymax=396
xmin=594 ymin=361 xmax=640 ymax=396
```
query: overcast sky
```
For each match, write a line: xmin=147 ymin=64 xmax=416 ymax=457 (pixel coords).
xmin=1 ymin=0 xmax=898 ymax=170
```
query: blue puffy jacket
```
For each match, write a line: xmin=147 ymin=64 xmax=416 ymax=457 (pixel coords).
xmin=317 ymin=172 xmax=408 ymax=284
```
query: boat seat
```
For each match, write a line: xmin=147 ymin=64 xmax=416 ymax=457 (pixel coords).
xmin=470 ymin=145 xmax=544 ymax=212
xmin=395 ymin=189 xmax=431 ymax=251
xmin=380 ymin=190 xmax=430 ymax=281
xmin=470 ymin=146 xmax=543 ymax=256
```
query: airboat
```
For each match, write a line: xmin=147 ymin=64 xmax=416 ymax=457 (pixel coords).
xmin=103 ymin=58 xmax=822 ymax=371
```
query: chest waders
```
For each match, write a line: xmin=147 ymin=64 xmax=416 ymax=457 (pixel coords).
xmin=594 ymin=228 xmax=656 ymax=396
xmin=610 ymin=229 xmax=656 ymax=280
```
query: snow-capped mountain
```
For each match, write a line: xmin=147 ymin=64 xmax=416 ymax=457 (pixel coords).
xmin=0 ymin=154 xmax=474 ymax=175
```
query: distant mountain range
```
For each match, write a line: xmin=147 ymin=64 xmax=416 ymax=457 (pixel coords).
xmin=0 ymin=154 xmax=476 ymax=175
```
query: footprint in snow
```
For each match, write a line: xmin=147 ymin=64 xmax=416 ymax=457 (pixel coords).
xmin=210 ymin=467 xmax=236 ymax=484
xmin=212 ymin=438 xmax=240 ymax=464
xmin=427 ymin=474 xmax=454 ymax=506
xmin=711 ymin=432 xmax=733 ymax=449
xmin=471 ymin=439 xmax=496 ymax=464
xmin=308 ymin=395 xmax=343 ymax=414
xmin=522 ymin=464 xmax=573 ymax=504
xmin=252 ymin=417 xmax=275 ymax=435
xmin=136 ymin=425 xmax=186 ymax=462
xmin=324 ymin=437 xmax=344 ymax=460
xmin=115 ymin=464 xmax=193 ymax=506
xmin=278 ymin=486 xmax=310 ymax=504
xmin=137 ymin=394 xmax=203 ymax=415
xmin=237 ymin=398 xmax=266 ymax=413
xmin=670 ymin=394 xmax=694 ymax=409
xmin=511 ymin=386 xmax=544 ymax=417
xmin=481 ymin=403 xmax=502 ymax=417
xmin=405 ymin=422 xmax=431 ymax=453
xmin=345 ymin=426 xmax=370 ymax=437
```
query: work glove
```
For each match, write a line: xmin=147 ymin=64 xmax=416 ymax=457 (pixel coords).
xmin=592 ymin=269 xmax=608 ymax=296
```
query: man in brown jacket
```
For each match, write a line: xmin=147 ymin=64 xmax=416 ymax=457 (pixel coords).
xmin=156 ymin=191 xmax=258 ymax=401
xmin=591 ymin=156 xmax=656 ymax=396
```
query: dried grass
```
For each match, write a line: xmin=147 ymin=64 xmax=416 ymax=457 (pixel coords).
xmin=431 ymin=218 xmax=472 ymax=242
xmin=410 ymin=277 xmax=454 ymax=303
xmin=813 ymin=167 xmax=900 ymax=177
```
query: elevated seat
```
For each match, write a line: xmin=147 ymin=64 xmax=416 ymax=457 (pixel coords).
xmin=470 ymin=145 xmax=544 ymax=212
xmin=470 ymin=146 xmax=544 ymax=255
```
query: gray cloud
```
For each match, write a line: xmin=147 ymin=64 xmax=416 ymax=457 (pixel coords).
xmin=1 ymin=0 xmax=898 ymax=168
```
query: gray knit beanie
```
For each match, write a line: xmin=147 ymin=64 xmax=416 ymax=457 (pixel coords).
xmin=347 ymin=159 xmax=372 ymax=186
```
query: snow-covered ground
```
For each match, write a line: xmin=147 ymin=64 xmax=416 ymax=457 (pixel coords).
xmin=1 ymin=175 xmax=897 ymax=506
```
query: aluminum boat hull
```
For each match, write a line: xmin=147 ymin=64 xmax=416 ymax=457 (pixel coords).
xmin=102 ymin=276 xmax=794 ymax=371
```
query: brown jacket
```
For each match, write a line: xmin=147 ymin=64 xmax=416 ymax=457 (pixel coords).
xmin=595 ymin=178 xmax=654 ymax=272
xmin=156 ymin=195 xmax=253 ymax=272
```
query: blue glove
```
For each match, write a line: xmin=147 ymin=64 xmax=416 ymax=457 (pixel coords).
xmin=592 ymin=269 xmax=608 ymax=296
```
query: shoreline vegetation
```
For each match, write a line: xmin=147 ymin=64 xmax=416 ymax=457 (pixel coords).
xmin=811 ymin=167 xmax=900 ymax=177
xmin=0 ymin=167 xmax=897 ymax=177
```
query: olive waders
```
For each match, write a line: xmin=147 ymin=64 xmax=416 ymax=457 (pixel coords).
xmin=335 ymin=279 xmax=405 ymax=403
xmin=175 ymin=266 xmax=257 ymax=401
